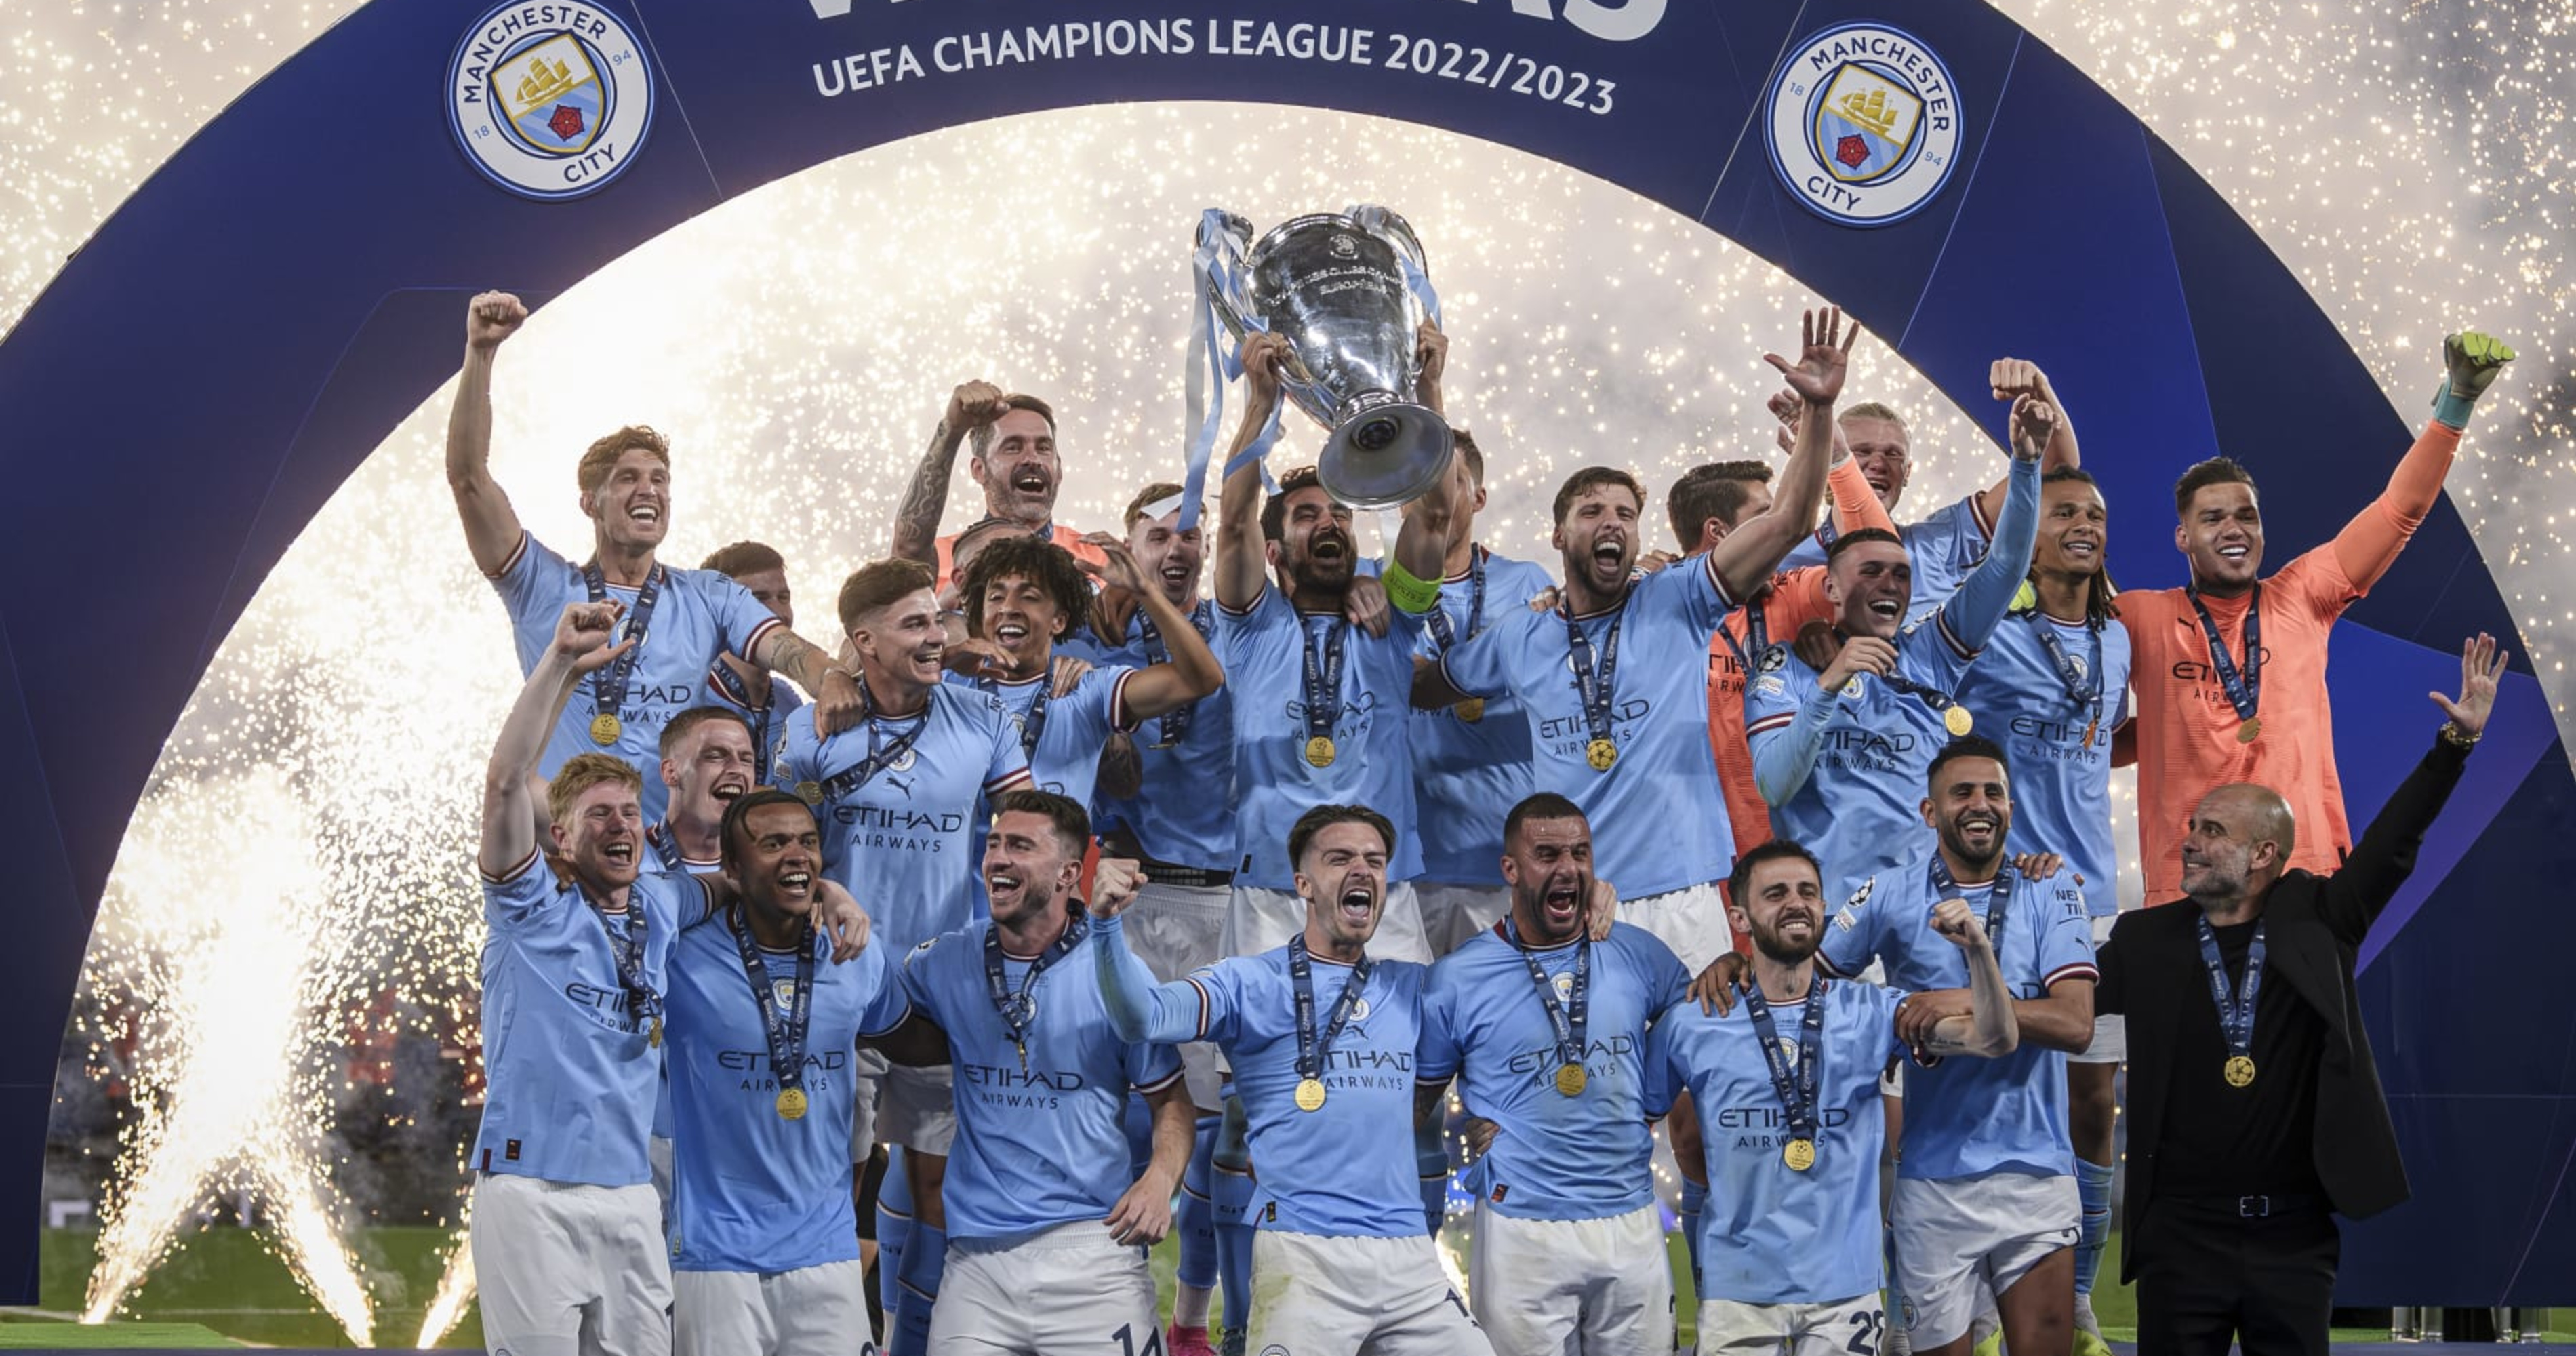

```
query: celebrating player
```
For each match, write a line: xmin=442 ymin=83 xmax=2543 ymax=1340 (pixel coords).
xmin=883 ymin=791 xmax=1193 ymax=1355
xmin=1415 ymin=793 xmax=1691 ymax=1353
xmin=1091 ymin=805 xmax=1489 ymax=1352
xmin=1417 ymin=306 xmax=1849 ymax=972
xmin=700 ymin=541 xmax=807 ymax=785
xmin=665 ymin=789 xmax=909 ymax=1356
xmin=2120 ymin=332 xmax=2515 ymax=902
xmin=1213 ymin=328 xmax=1460 ymax=962
xmin=1747 ymin=390 xmax=2050 ymax=906
xmin=647 ymin=707 xmax=757 ymax=875
xmin=1647 ymin=839 xmax=2017 ymax=1354
xmin=445 ymin=291 xmax=860 ymax=821
xmin=892 ymin=382 xmax=1108 ymax=588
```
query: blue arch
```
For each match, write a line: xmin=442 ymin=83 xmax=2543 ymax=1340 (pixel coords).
xmin=0 ymin=0 xmax=2565 ymax=1303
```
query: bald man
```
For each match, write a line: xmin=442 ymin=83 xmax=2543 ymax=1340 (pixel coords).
xmin=2095 ymin=634 xmax=2503 ymax=1356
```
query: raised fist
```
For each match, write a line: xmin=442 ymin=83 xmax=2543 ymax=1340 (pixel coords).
xmin=946 ymin=380 xmax=1010 ymax=432
xmin=467 ymin=291 xmax=527 ymax=352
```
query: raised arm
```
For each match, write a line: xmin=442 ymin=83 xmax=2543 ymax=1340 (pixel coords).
xmin=891 ymin=380 xmax=1008 ymax=567
xmin=2318 ymin=633 xmax=2496 ymax=943
xmin=448 ymin=292 xmax=532 ymax=576
xmin=1913 ymin=899 xmax=2020 ymax=1058
xmin=1215 ymin=333 xmax=1291 ymax=612
xmin=1971 ymin=360 xmax=2080 ymax=527
xmin=1088 ymin=540 xmax=1224 ymax=719
xmin=1935 ymin=400 xmax=2047 ymax=653
xmin=1087 ymin=861 xmax=1214 ymax=1044
xmin=751 ymin=627 xmax=861 ymax=736
xmin=1713 ymin=308 xmax=1854 ymax=597
xmin=1388 ymin=437 xmax=1464 ymax=602
xmin=2329 ymin=335 xmax=2513 ymax=591
xmin=480 ymin=601 xmax=630 ymax=877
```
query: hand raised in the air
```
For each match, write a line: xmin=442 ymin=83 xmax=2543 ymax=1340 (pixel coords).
xmin=1763 ymin=306 xmax=1859 ymax=407
xmin=467 ymin=290 xmax=528 ymax=352
xmin=1415 ymin=320 xmax=1449 ymax=386
xmin=1087 ymin=858 xmax=1148 ymax=919
xmin=2008 ymin=393 xmax=2057 ymax=464
xmin=1987 ymin=358 xmax=2055 ymax=405
xmin=2430 ymin=631 xmax=2507 ymax=739
xmin=550 ymin=601 xmax=631 ymax=673
xmin=1240 ymin=331 xmax=1294 ymax=412
xmin=944 ymin=380 xmax=1010 ymax=433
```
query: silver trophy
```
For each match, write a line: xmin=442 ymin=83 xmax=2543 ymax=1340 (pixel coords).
xmin=1203 ymin=206 xmax=1453 ymax=509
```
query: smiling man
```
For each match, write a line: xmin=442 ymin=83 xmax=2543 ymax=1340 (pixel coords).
xmin=891 ymin=380 xmax=1110 ymax=589
xmin=446 ymin=291 xmax=862 ymax=822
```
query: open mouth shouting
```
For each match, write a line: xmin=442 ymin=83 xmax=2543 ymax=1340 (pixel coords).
xmin=1333 ymin=879 xmax=1380 ymax=930
xmin=1953 ymin=808 xmax=2003 ymax=855
xmin=1540 ymin=877 xmax=1584 ymax=935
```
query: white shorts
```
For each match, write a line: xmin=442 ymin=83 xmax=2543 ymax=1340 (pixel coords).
xmin=931 ymin=1220 xmax=1156 ymax=1353
xmin=1693 ymin=1292 xmax=1885 ymax=1355
xmin=1468 ymin=1201 xmax=1673 ymax=1355
xmin=1247 ymin=1229 xmax=1488 ymax=1354
xmin=1891 ymin=1170 xmax=2078 ymax=1348
xmin=2070 ymin=915 xmax=2126 ymax=1064
xmin=648 ymin=1135 xmax=675 ymax=1228
xmin=881 ymin=1060 xmax=957 ymax=1157
xmin=470 ymin=1172 xmax=672 ymax=1356
xmin=674 ymin=1256 xmax=874 ymax=1356
xmin=849 ymin=1048 xmax=885 ymax=1163
xmin=1621 ymin=880 xmax=1731 ymax=976
xmin=1129 ymin=877 xmax=1232 ymax=1111
xmin=1417 ymin=881 xmax=1513 ymax=957
xmin=1227 ymin=881 xmax=1429 ymax=962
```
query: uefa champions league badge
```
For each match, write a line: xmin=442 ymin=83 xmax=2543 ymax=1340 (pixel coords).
xmin=1764 ymin=23 xmax=1964 ymax=227
xmin=448 ymin=1 xmax=653 ymax=201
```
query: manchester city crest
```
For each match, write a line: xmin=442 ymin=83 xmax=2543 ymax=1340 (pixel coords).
xmin=1764 ymin=23 xmax=1965 ymax=227
xmin=447 ymin=1 xmax=653 ymax=201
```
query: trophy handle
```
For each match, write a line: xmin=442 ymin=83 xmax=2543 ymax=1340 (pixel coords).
xmin=1346 ymin=204 xmax=1437 ymax=331
xmin=1199 ymin=210 xmax=1258 ymax=344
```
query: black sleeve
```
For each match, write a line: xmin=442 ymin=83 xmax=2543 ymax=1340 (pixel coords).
xmin=2316 ymin=734 xmax=2472 ymax=946
xmin=2093 ymin=915 xmax=2127 ymax=1016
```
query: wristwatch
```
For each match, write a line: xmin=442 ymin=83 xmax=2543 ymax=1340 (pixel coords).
xmin=2438 ymin=720 xmax=2480 ymax=749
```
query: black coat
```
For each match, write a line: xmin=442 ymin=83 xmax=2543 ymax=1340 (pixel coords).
xmin=2096 ymin=734 xmax=2469 ymax=1281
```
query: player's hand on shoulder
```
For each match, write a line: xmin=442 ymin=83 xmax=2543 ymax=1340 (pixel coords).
xmin=1049 ymin=654 xmax=1093 ymax=696
xmin=2010 ymin=851 xmax=2064 ymax=881
xmin=1792 ymin=620 xmax=1841 ymax=675
xmin=1089 ymin=858 xmax=1148 ymax=919
xmin=1343 ymin=574 xmax=1391 ymax=638
xmin=1586 ymin=878 xmax=1620 ymax=942
xmin=816 ymin=880 xmax=872 ymax=962
xmin=466 ymin=290 xmax=527 ymax=351
xmin=1691 ymin=951 xmax=1750 ymax=1016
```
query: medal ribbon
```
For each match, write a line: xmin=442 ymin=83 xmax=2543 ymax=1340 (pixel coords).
xmin=1298 ymin=616 xmax=1348 ymax=749
xmin=2024 ymin=612 xmax=2105 ymax=735
xmin=1742 ymin=978 xmax=1826 ymax=1146
xmin=1289 ymin=935 xmax=1373 ymax=1085
xmin=729 ymin=908 xmax=815 ymax=1102
xmin=983 ymin=918 xmax=1087 ymax=1055
xmin=2194 ymin=915 xmax=2266 ymax=1066
xmin=1718 ymin=597 xmax=1773 ymax=671
xmin=1139 ymin=600 xmax=1215 ymax=746
xmin=980 ymin=675 xmax=1053 ymax=759
xmin=2185 ymin=583 xmax=2263 ymax=723
xmin=582 ymin=561 xmax=664 ymax=731
xmin=1562 ymin=601 xmax=1628 ymax=755
xmin=1506 ymin=921 xmax=1590 ymax=1075
xmin=1927 ymin=856 xmax=2013 ymax=953
xmin=705 ymin=660 xmax=778 ymax=783
xmin=644 ymin=822 xmax=683 ymax=875
xmin=1424 ymin=546 xmax=1487 ymax=652
xmin=811 ymin=685 xmax=927 ymax=803
xmin=585 ymin=892 xmax=660 ymax=1037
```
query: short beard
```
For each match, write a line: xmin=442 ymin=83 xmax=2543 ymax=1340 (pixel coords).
xmin=1752 ymin=928 xmax=1821 ymax=968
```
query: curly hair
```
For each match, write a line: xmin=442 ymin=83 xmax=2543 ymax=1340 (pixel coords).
xmin=960 ymin=536 xmax=1095 ymax=643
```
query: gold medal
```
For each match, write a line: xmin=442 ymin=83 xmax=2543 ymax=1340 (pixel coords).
xmin=1586 ymin=738 xmax=1619 ymax=771
xmin=590 ymin=712 xmax=623 ymax=745
xmin=1554 ymin=1064 xmax=1587 ymax=1097
xmin=794 ymin=780 xmax=824 ymax=805
xmin=2223 ymin=1054 xmax=2256 ymax=1088
xmin=2236 ymin=717 xmax=2262 ymax=744
xmin=647 ymin=1015 xmax=663 ymax=1049
xmin=1782 ymin=1138 xmax=1817 ymax=1172
xmin=776 ymin=1088 xmax=809 ymax=1121
xmin=1943 ymin=704 xmax=1973 ymax=737
xmin=1294 ymin=1077 xmax=1327 ymax=1112
xmin=1455 ymin=698 xmax=1486 ymax=724
xmin=1304 ymin=735 xmax=1337 ymax=768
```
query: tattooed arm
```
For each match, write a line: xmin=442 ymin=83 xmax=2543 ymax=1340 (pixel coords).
xmin=891 ymin=380 xmax=1009 ymax=567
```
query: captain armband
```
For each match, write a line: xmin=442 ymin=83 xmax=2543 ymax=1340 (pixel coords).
xmin=1382 ymin=557 xmax=1442 ymax=615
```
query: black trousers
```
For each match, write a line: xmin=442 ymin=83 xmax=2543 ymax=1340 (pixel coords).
xmin=2132 ymin=1197 xmax=2340 ymax=1356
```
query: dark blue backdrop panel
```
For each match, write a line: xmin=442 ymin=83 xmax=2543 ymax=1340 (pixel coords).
xmin=0 ymin=0 xmax=2564 ymax=1305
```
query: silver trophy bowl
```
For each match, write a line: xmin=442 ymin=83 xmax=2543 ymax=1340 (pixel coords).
xmin=1203 ymin=206 xmax=1454 ymax=509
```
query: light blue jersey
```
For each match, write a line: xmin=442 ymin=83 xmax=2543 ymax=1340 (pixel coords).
xmin=473 ymin=852 xmax=686 ymax=1186
xmin=770 ymin=685 xmax=1030 ymax=957
xmin=1078 ymin=602 xmax=1239 ymax=873
xmin=491 ymin=532 xmax=787 ymax=822
xmin=1410 ymin=549 xmax=1559 ymax=885
xmin=944 ymin=666 xmax=1138 ymax=812
xmin=1218 ymin=586 xmax=1429 ymax=888
xmin=1438 ymin=555 xmax=1739 ymax=898
xmin=1817 ymin=850 xmax=2097 ymax=1180
xmin=1955 ymin=610 xmax=2133 ymax=915
xmin=1090 ymin=914 xmax=1428 ymax=1238
xmin=1417 ymin=922 xmax=1690 ymax=1220
xmin=664 ymin=915 xmax=909 ymax=1273
xmin=900 ymin=919 xmax=1184 ymax=1245
xmin=1748 ymin=457 xmax=2040 ymax=906
xmin=1643 ymin=980 xmax=1907 ymax=1304
xmin=1784 ymin=491 xmax=1994 ymax=625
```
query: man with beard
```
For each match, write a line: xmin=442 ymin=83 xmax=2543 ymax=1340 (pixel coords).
xmin=2097 ymin=635 xmax=2501 ymax=1356
xmin=769 ymin=558 xmax=1034 ymax=1355
xmin=1091 ymin=805 xmax=1489 ymax=1353
xmin=1213 ymin=330 xmax=1460 ymax=963
xmin=665 ymin=789 xmax=912 ymax=1356
xmin=1780 ymin=362 xmax=2082 ymax=624
xmin=1416 ymin=308 xmax=1851 ymax=972
xmin=892 ymin=381 xmax=1108 ymax=589
xmin=446 ymin=292 xmax=860 ymax=822
xmin=1645 ymin=839 xmax=2017 ymax=1353
xmin=1413 ymin=793 xmax=1691 ymax=1353
xmin=2119 ymin=333 xmax=2514 ymax=906
xmin=472 ymin=601 xmax=869 ymax=1356
xmin=1950 ymin=460 xmax=2131 ymax=1353
xmin=1812 ymin=738 xmax=2098 ymax=1356
xmin=700 ymin=542 xmax=807 ymax=786
xmin=1747 ymin=391 xmax=2049 ymax=909
xmin=884 ymin=791 xmax=1192 ymax=1354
